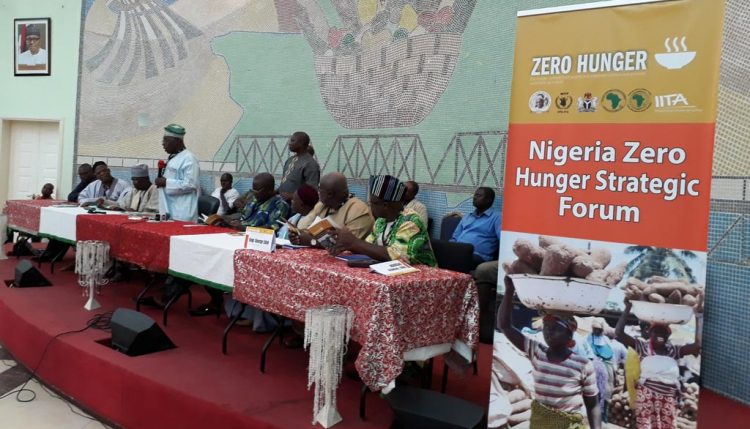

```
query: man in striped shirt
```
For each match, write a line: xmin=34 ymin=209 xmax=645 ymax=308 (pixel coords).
xmin=499 ymin=277 xmax=602 ymax=429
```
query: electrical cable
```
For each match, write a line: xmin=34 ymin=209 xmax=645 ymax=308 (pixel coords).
xmin=0 ymin=311 xmax=113 ymax=404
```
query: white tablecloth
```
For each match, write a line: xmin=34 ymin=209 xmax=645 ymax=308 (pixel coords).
xmin=168 ymin=233 xmax=246 ymax=291
xmin=38 ymin=207 xmax=121 ymax=243
xmin=38 ymin=207 xmax=91 ymax=243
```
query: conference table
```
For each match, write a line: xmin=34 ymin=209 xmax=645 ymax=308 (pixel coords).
xmin=74 ymin=214 xmax=229 ymax=273
xmin=38 ymin=206 xmax=122 ymax=244
xmin=3 ymin=199 xmax=69 ymax=236
xmin=168 ymin=233 xmax=246 ymax=292
xmin=2 ymin=200 xmax=480 ymax=393
xmin=233 ymin=248 xmax=479 ymax=392
xmin=169 ymin=236 xmax=479 ymax=391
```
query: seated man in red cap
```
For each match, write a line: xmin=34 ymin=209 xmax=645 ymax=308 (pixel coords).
xmin=330 ymin=174 xmax=436 ymax=266
xmin=277 ymin=184 xmax=319 ymax=239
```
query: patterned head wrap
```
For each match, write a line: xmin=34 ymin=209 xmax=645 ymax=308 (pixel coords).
xmin=369 ymin=175 xmax=406 ymax=202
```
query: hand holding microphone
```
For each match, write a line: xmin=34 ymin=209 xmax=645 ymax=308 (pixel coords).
xmin=155 ymin=160 xmax=167 ymax=187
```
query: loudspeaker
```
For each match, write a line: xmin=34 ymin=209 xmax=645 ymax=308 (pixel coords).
xmin=13 ymin=260 xmax=52 ymax=287
xmin=111 ymin=308 xmax=175 ymax=356
xmin=385 ymin=386 xmax=485 ymax=429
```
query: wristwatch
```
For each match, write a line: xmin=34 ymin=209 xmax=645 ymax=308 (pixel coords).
xmin=310 ymin=239 xmax=317 ymax=246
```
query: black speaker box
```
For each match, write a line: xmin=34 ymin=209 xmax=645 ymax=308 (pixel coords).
xmin=385 ymin=386 xmax=485 ymax=429
xmin=111 ymin=308 xmax=175 ymax=357
xmin=13 ymin=260 xmax=52 ymax=287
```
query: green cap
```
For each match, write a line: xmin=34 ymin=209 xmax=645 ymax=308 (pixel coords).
xmin=164 ymin=124 xmax=186 ymax=138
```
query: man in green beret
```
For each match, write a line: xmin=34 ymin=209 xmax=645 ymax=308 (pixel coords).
xmin=154 ymin=124 xmax=200 ymax=222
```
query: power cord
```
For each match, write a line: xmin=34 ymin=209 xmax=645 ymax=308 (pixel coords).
xmin=0 ymin=311 xmax=114 ymax=405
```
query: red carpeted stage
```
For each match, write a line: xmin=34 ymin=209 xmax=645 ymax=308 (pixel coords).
xmin=0 ymin=249 xmax=490 ymax=429
xmin=0 ymin=248 xmax=747 ymax=429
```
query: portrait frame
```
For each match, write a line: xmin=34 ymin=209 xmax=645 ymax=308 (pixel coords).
xmin=14 ymin=18 xmax=51 ymax=76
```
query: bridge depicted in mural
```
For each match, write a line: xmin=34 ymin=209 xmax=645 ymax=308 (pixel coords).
xmin=215 ymin=130 xmax=507 ymax=193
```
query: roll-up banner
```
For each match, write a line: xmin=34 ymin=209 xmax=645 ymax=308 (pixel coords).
xmin=490 ymin=1 xmax=724 ymax=428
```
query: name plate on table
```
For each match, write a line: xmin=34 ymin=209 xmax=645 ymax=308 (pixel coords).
xmin=244 ymin=227 xmax=275 ymax=253
xmin=370 ymin=260 xmax=419 ymax=276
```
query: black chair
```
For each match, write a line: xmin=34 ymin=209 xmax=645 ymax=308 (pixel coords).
xmin=439 ymin=213 xmax=462 ymax=241
xmin=430 ymin=238 xmax=475 ymax=274
xmin=197 ymin=195 xmax=220 ymax=218
xmin=429 ymin=238 xmax=482 ymax=392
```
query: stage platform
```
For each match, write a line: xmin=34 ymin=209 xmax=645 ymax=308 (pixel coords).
xmin=0 ymin=248 xmax=490 ymax=429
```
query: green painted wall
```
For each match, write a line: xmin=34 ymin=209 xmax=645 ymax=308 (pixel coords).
xmin=0 ymin=0 xmax=82 ymax=201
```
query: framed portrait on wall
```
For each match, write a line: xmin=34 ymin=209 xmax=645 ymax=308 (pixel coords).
xmin=14 ymin=18 xmax=51 ymax=76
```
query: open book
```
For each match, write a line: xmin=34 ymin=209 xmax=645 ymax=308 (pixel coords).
xmin=307 ymin=217 xmax=339 ymax=250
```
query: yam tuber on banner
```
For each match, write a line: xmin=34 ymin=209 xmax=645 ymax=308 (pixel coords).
xmin=489 ymin=1 xmax=723 ymax=428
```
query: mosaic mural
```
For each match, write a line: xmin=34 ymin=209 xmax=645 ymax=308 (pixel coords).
xmin=76 ymin=0 xmax=481 ymax=164
xmin=76 ymin=0 xmax=749 ymax=193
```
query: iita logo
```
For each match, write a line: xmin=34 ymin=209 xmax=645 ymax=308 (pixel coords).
xmin=577 ymin=93 xmax=597 ymax=113
xmin=529 ymin=91 xmax=552 ymax=113
xmin=655 ymin=36 xmax=696 ymax=70
xmin=602 ymin=89 xmax=626 ymax=112
xmin=654 ymin=92 xmax=692 ymax=109
xmin=627 ymin=89 xmax=652 ymax=112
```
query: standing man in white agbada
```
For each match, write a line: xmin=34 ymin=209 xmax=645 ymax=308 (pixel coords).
xmin=154 ymin=124 xmax=200 ymax=222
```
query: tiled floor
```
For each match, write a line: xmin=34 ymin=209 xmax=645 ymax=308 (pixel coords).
xmin=0 ymin=344 xmax=111 ymax=429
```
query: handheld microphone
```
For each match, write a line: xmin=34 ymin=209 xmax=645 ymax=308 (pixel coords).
xmin=157 ymin=160 xmax=166 ymax=178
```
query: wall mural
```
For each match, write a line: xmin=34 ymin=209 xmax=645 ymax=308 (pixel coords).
xmin=78 ymin=0 xmax=479 ymax=161
xmin=301 ymin=0 xmax=476 ymax=129
xmin=76 ymin=0 xmax=510 ymax=224
xmin=75 ymin=0 xmax=750 ymax=191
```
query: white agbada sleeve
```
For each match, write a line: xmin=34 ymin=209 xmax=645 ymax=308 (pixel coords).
xmin=77 ymin=180 xmax=101 ymax=204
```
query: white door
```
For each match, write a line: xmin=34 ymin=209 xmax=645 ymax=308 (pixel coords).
xmin=8 ymin=121 xmax=60 ymax=200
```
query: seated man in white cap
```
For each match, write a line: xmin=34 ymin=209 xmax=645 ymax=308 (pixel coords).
xmin=114 ymin=164 xmax=159 ymax=212
xmin=154 ymin=124 xmax=200 ymax=222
